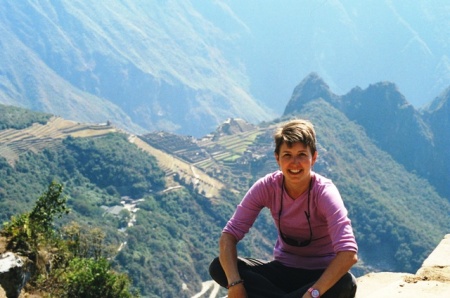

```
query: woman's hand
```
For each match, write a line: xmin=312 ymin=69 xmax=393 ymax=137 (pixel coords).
xmin=228 ymin=283 xmax=247 ymax=298
xmin=303 ymin=251 xmax=357 ymax=297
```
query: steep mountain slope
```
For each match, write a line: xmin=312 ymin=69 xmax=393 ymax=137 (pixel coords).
xmin=422 ymin=87 xmax=450 ymax=197
xmin=0 ymin=105 xmax=269 ymax=297
xmin=0 ymin=0 xmax=273 ymax=137
xmin=0 ymin=15 xmax=142 ymax=133
xmin=285 ymin=73 xmax=450 ymax=200
xmin=2 ymin=0 xmax=449 ymax=139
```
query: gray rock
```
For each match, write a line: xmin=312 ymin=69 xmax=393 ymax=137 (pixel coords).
xmin=0 ymin=252 xmax=29 ymax=298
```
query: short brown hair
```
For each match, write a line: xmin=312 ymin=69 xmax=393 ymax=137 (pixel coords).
xmin=273 ymin=119 xmax=317 ymax=155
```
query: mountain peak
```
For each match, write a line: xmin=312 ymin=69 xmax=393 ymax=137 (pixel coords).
xmin=299 ymin=72 xmax=325 ymax=83
xmin=283 ymin=73 xmax=338 ymax=115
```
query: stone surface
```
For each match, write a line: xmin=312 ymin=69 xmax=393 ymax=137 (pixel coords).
xmin=0 ymin=286 xmax=6 ymax=298
xmin=0 ymin=252 xmax=28 ymax=298
xmin=356 ymin=234 xmax=450 ymax=297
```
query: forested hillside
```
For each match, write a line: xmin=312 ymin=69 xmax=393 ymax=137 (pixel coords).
xmin=0 ymin=106 xmax=263 ymax=297
xmin=1 ymin=103 xmax=449 ymax=297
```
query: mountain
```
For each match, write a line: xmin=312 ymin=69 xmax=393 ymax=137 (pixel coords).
xmin=422 ymin=87 xmax=450 ymax=195
xmin=205 ymin=0 xmax=450 ymax=112
xmin=2 ymin=1 xmax=450 ymax=138
xmin=0 ymin=0 xmax=274 ymax=137
xmin=285 ymin=73 xmax=450 ymax=199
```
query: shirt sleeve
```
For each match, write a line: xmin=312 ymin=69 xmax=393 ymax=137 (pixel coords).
xmin=222 ymin=176 xmax=271 ymax=241
xmin=317 ymin=181 xmax=358 ymax=253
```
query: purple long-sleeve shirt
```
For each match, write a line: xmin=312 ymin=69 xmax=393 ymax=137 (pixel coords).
xmin=223 ymin=171 xmax=358 ymax=270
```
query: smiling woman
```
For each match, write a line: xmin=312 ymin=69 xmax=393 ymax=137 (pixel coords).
xmin=208 ymin=119 xmax=358 ymax=298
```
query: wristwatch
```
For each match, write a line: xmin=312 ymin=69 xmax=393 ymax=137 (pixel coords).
xmin=308 ymin=287 xmax=320 ymax=298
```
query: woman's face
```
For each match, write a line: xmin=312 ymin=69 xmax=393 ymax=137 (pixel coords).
xmin=275 ymin=141 xmax=317 ymax=187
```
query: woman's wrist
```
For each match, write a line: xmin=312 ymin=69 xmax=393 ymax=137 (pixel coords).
xmin=227 ymin=279 xmax=244 ymax=289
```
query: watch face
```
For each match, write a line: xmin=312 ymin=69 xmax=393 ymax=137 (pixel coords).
xmin=311 ymin=289 xmax=320 ymax=298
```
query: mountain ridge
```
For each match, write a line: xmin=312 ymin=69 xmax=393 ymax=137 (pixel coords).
xmin=3 ymin=1 xmax=450 ymax=138
xmin=284 ymin=73 xmax=450 ymax=200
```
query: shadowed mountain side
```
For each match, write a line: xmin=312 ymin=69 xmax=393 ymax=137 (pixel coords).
xmin=422 ymin=86 xmax=450 ymax=197
xmin=0 ymin=25 xmax=142 ymax=134
xmin=284 ymin=73 xmax=450 ymax=200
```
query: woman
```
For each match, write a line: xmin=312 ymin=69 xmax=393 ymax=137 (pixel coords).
xmin=209 ymin=119 xmax=358 ymax=298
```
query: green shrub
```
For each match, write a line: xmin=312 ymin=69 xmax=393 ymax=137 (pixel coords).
xmin=61 ymin=257 xmax=136 ymax=298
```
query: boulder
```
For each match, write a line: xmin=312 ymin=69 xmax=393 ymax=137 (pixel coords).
xmin=0 ymin=252 xmax=29 ymax=298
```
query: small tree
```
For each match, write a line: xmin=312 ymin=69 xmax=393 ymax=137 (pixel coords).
xmin=2 ymin=181 xmax=69 ymax=251
xmin=29 ymin=181 xmax=69 ymax=239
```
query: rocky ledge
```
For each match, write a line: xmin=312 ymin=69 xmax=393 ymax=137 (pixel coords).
xmin=356 ymin=234 xmax=450 ymax=297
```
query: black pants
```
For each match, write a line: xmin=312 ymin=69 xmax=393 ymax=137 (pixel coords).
xmin=209 ymin=257 xmax=357 ymax=298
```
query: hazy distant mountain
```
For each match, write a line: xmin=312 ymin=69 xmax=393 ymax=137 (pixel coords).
xmin=208 ymin=0 xmax=450 ymax=112
xmin=0 ymin=0 xmax=273 ymax=137
xmin=1 ymin=1 xmax=449 ymax=138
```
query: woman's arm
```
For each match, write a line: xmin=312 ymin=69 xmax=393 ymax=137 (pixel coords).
xmin=302 ymin=251 xmax=358 ymax=298
xmin=219 ymin=232 xmax=247 ymax=298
